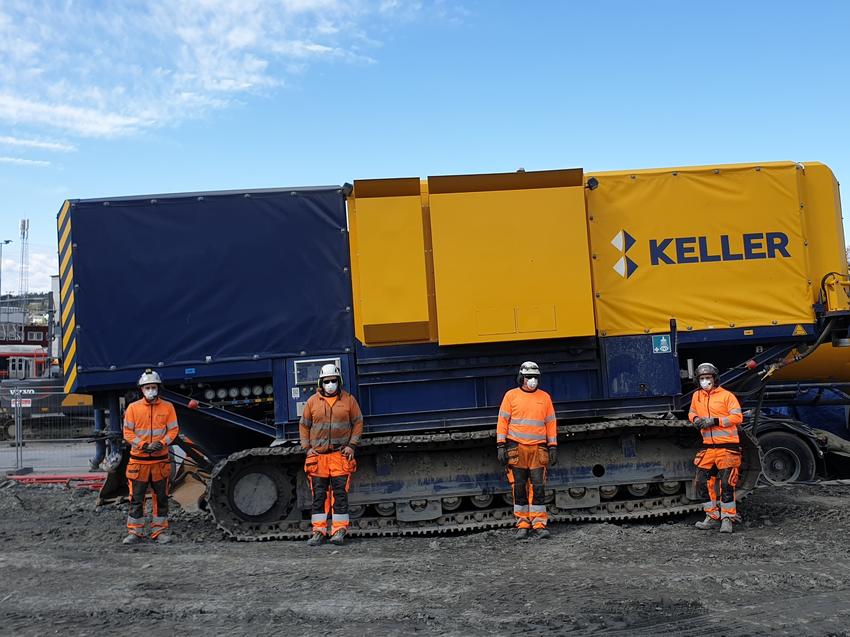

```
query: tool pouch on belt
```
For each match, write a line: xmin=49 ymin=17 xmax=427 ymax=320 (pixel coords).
xmin=506 ymin=445 xmax=520 ymax=467
xmin=715 ymin=449 xmax=742 ymax=470
xmin=126 ymin=463 xmax=143 ymax=482
xmin=537 ymin=444 xmax=550 ymax=467
xmin=150 ymin=461 xmax=170 ymax=482
xmin=126 ymin=461 xmax=169 ymax=483
xmin=693 ymin=449 xmax=707 ymax=467
xmin=304 ymin=455 xmax=320 ymax=476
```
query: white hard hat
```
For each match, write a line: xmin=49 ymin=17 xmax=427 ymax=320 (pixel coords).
xmin=318 ymin=363 xmax=341 ymax=380
xmin=519 ymin=361 xmax=541 ymax=376
xmin=317 ymin=363 xmax=343 ymax=390
xmin=695 ymin=362 xmax=719 ymax=378
xmin=138 ymin=369 xmax=162 ymax=386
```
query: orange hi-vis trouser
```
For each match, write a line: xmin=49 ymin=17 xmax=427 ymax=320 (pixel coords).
xmin=126 ymin=460 xmax=171 ymax=539
xmin=694 ymin=446 xmax=742 ymax=520
xmin=505 ymin=442 xmax=550 ymax=529
xmin=304 ymin=450 xmax=357 ymax=536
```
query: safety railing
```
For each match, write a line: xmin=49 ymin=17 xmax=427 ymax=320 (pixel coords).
xmin=0 ymin=389 xmax=95 ymax=473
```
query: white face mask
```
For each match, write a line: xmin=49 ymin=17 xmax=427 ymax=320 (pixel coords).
xmin=143 ymin=387 xmax=158 ymax=401
xmin=323 ymin=381 xmax=339 ymax=394
xmin=699 ymin=378 xmax=713 ymax=390
xmin=525 ymin=377 xmax=539 ymax=390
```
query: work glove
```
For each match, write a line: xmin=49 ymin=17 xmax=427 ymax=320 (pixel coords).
xmin=548 ymin=446 xmax=558 ymax=467
xmin=341 ymin=445 xmax=355 ymax=460
xmin=693 ymin=417 xmax=718 ymax=429
xmin=140 ymin=442 xmax=150 ymax=452
xmin=497 ymin=445 xmax=508 ymax=466
xmin=147 ymin=441 xmax=164 ymax=453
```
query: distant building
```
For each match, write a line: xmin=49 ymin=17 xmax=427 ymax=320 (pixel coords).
xmin=0 ymin=323 xmax=48 ymax=346
xmin=51 ymin=275 xmax=61 ymax=360
xmin=0 ymin=290 xmax=54 ymax=366
xmin=0 ymin=308 xmax=25 ymax=323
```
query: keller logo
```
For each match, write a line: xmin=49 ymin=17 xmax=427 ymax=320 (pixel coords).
xmin=610 ymin=230 xmax=791 ymax=279
xmin=611 ymin=229 xmax=638 ymax=278
xmin=648 ymin=232 xmax=790 ymax=265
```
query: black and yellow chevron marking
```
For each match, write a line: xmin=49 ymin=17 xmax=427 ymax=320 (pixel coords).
xmin=57 ymin=200 xmax=78 ymax=394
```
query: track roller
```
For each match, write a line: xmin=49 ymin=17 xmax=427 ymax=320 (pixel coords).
xmin=470 ymin=494 xmax=494 ymax=508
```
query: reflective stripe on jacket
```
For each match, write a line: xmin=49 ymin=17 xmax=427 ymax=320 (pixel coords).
xmin=496 ymin=387 xmax=557 ymax=446
xmin=299 ymin=390 xmax=364 ymax=453
xmin=688 ymin=386 xmax=742 ymax=445
xmin=123 ymin=397 xmax=179 ymax=463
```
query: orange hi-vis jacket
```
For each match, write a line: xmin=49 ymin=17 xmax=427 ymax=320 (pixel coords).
xmin=123 ymin=397 xmax=179 ymax=463
xmin=688 ymin=386 xmax=743 ymax=446
xmin=299 ymin=390 xmax=364 ymax=454
xmin=496 ymin=387 xmax=557 ymax=446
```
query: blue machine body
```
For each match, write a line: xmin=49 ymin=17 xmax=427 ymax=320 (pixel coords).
xmin=59 ymin=186 xmax=816 ymax=446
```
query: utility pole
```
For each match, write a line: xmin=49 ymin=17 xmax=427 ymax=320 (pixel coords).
xmin=0 ymin=239 xmax=12 ymax=332
xmin=18 ymin=219 xmax=29 ymax=343
xmin=0 ymin=238 xmax=10 ymax=320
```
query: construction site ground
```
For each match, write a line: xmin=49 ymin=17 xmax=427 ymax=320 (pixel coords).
xmin=1 ymin=480 xmax=849 ymax=637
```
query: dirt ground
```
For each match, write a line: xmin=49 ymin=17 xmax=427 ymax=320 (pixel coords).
xmin=1 ymin=481 xmax=849 ymax=637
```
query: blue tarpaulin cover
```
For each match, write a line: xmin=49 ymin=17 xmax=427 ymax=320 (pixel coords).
xmin=69 ymin=187 xmax=351 ymax=372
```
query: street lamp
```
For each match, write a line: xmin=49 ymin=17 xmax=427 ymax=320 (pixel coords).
xmin=0 ymin=239 xmax=11 ymax=321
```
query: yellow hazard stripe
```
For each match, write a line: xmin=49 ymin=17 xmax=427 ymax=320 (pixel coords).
xmin=59 ymin=240 xmax=72 ymax=278
xmin=61 ymin=289 xmax=75 ymax=328
xmin=58 ymin=218 xmax=72 ymax=258
xmin=63 ymin=339 xmax=76 ymax=374
xmin=62 ymin=315 xmax=75 ymax=350
xmin=58 ymin=200 xmax=70 ymax=231
xmin=58 ymin=201 xmax=78 ymax=393
xmin=63 ymin=367 xmax=78 ymax=395
xmin=61 ymin=265 xmax=74 ymax=304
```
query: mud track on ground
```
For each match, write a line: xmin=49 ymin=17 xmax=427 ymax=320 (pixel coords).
xmin=1 ymin=481 xmax=849 ymax=636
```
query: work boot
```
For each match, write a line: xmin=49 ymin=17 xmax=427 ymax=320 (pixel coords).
xmin=329 ymin=529 xmax=346 ymax=546
xmin=695 ymin=515 xmax=721 ymax=530
xmin=514 ymin=528 xmax=530 ymax=540
xmin=719 ymin=518 xmax=734 ymax=534
xmin=306 ymin=532 xmax=325 ymax=547
xmin=122 ymin=533 xmax=142 ymax=545
xmin=533 ymin=528 xmax=550 ymax=540
xmin=155 ymin=533 xmax=173 ymax=544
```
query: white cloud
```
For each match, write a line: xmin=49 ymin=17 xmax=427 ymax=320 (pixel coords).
xmin=0 ymin=156 xmax=50 ymax=167
xmin=0 ymin=0 xmax=428 ymax=138
xmin=0 ymin=94 xmax=149 ymax=138
xmin=1 ymin=245 xmax=56 ymax=294
xmin=0 ymin=135 xmax=75 ymax=152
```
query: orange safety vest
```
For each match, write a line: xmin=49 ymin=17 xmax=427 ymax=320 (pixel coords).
xmin=123 ymin=397 xmax=179 ymax=463
xmin=299 ymin=390 xmax=364 ymax=453
xmin=496 ymin=387 xmax=557 ymax=446
xmin=688 ymin=386 xmax=743 ymax=446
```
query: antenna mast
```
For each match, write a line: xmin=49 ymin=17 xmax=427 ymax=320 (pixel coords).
xmin=18 ymin=219 xmax=29 ymax=341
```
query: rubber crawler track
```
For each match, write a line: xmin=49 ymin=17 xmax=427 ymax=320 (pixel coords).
xmin=208 ymin=419 xmax=746 ymax=541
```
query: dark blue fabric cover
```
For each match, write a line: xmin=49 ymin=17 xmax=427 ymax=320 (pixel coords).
xmin=70 ymin=188 xmax=351 ymax=371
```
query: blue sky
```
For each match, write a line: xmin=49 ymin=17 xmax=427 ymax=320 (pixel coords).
xmin=1 ymin=0 xmax=848 ymax=291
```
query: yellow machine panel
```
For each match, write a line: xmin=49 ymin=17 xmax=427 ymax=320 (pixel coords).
xmin=427 ymin=169 xmax=596 ymax=345
xmin=797 ymin=162 xmax=850 ymax=312
xmin=775 ymin=344 xmax=850 ymax=382
xmin=349 ymin=161 xmax=847 ymax=347
xmin=348 ymin=178 xmax=435 ymax=344
xmin=587 ymin=162 xmax=814 ymax=336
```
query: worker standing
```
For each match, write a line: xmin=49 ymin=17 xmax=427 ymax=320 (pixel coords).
xmin=689 ymin=362 xmax=744 ymax=533
xmin=300 ymin=363 xmax=363 ymax=546
xmin=496 ymin=361 xmax=558 ymax=539
xmin=122 ymin=369 xmax=179 ymax=544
